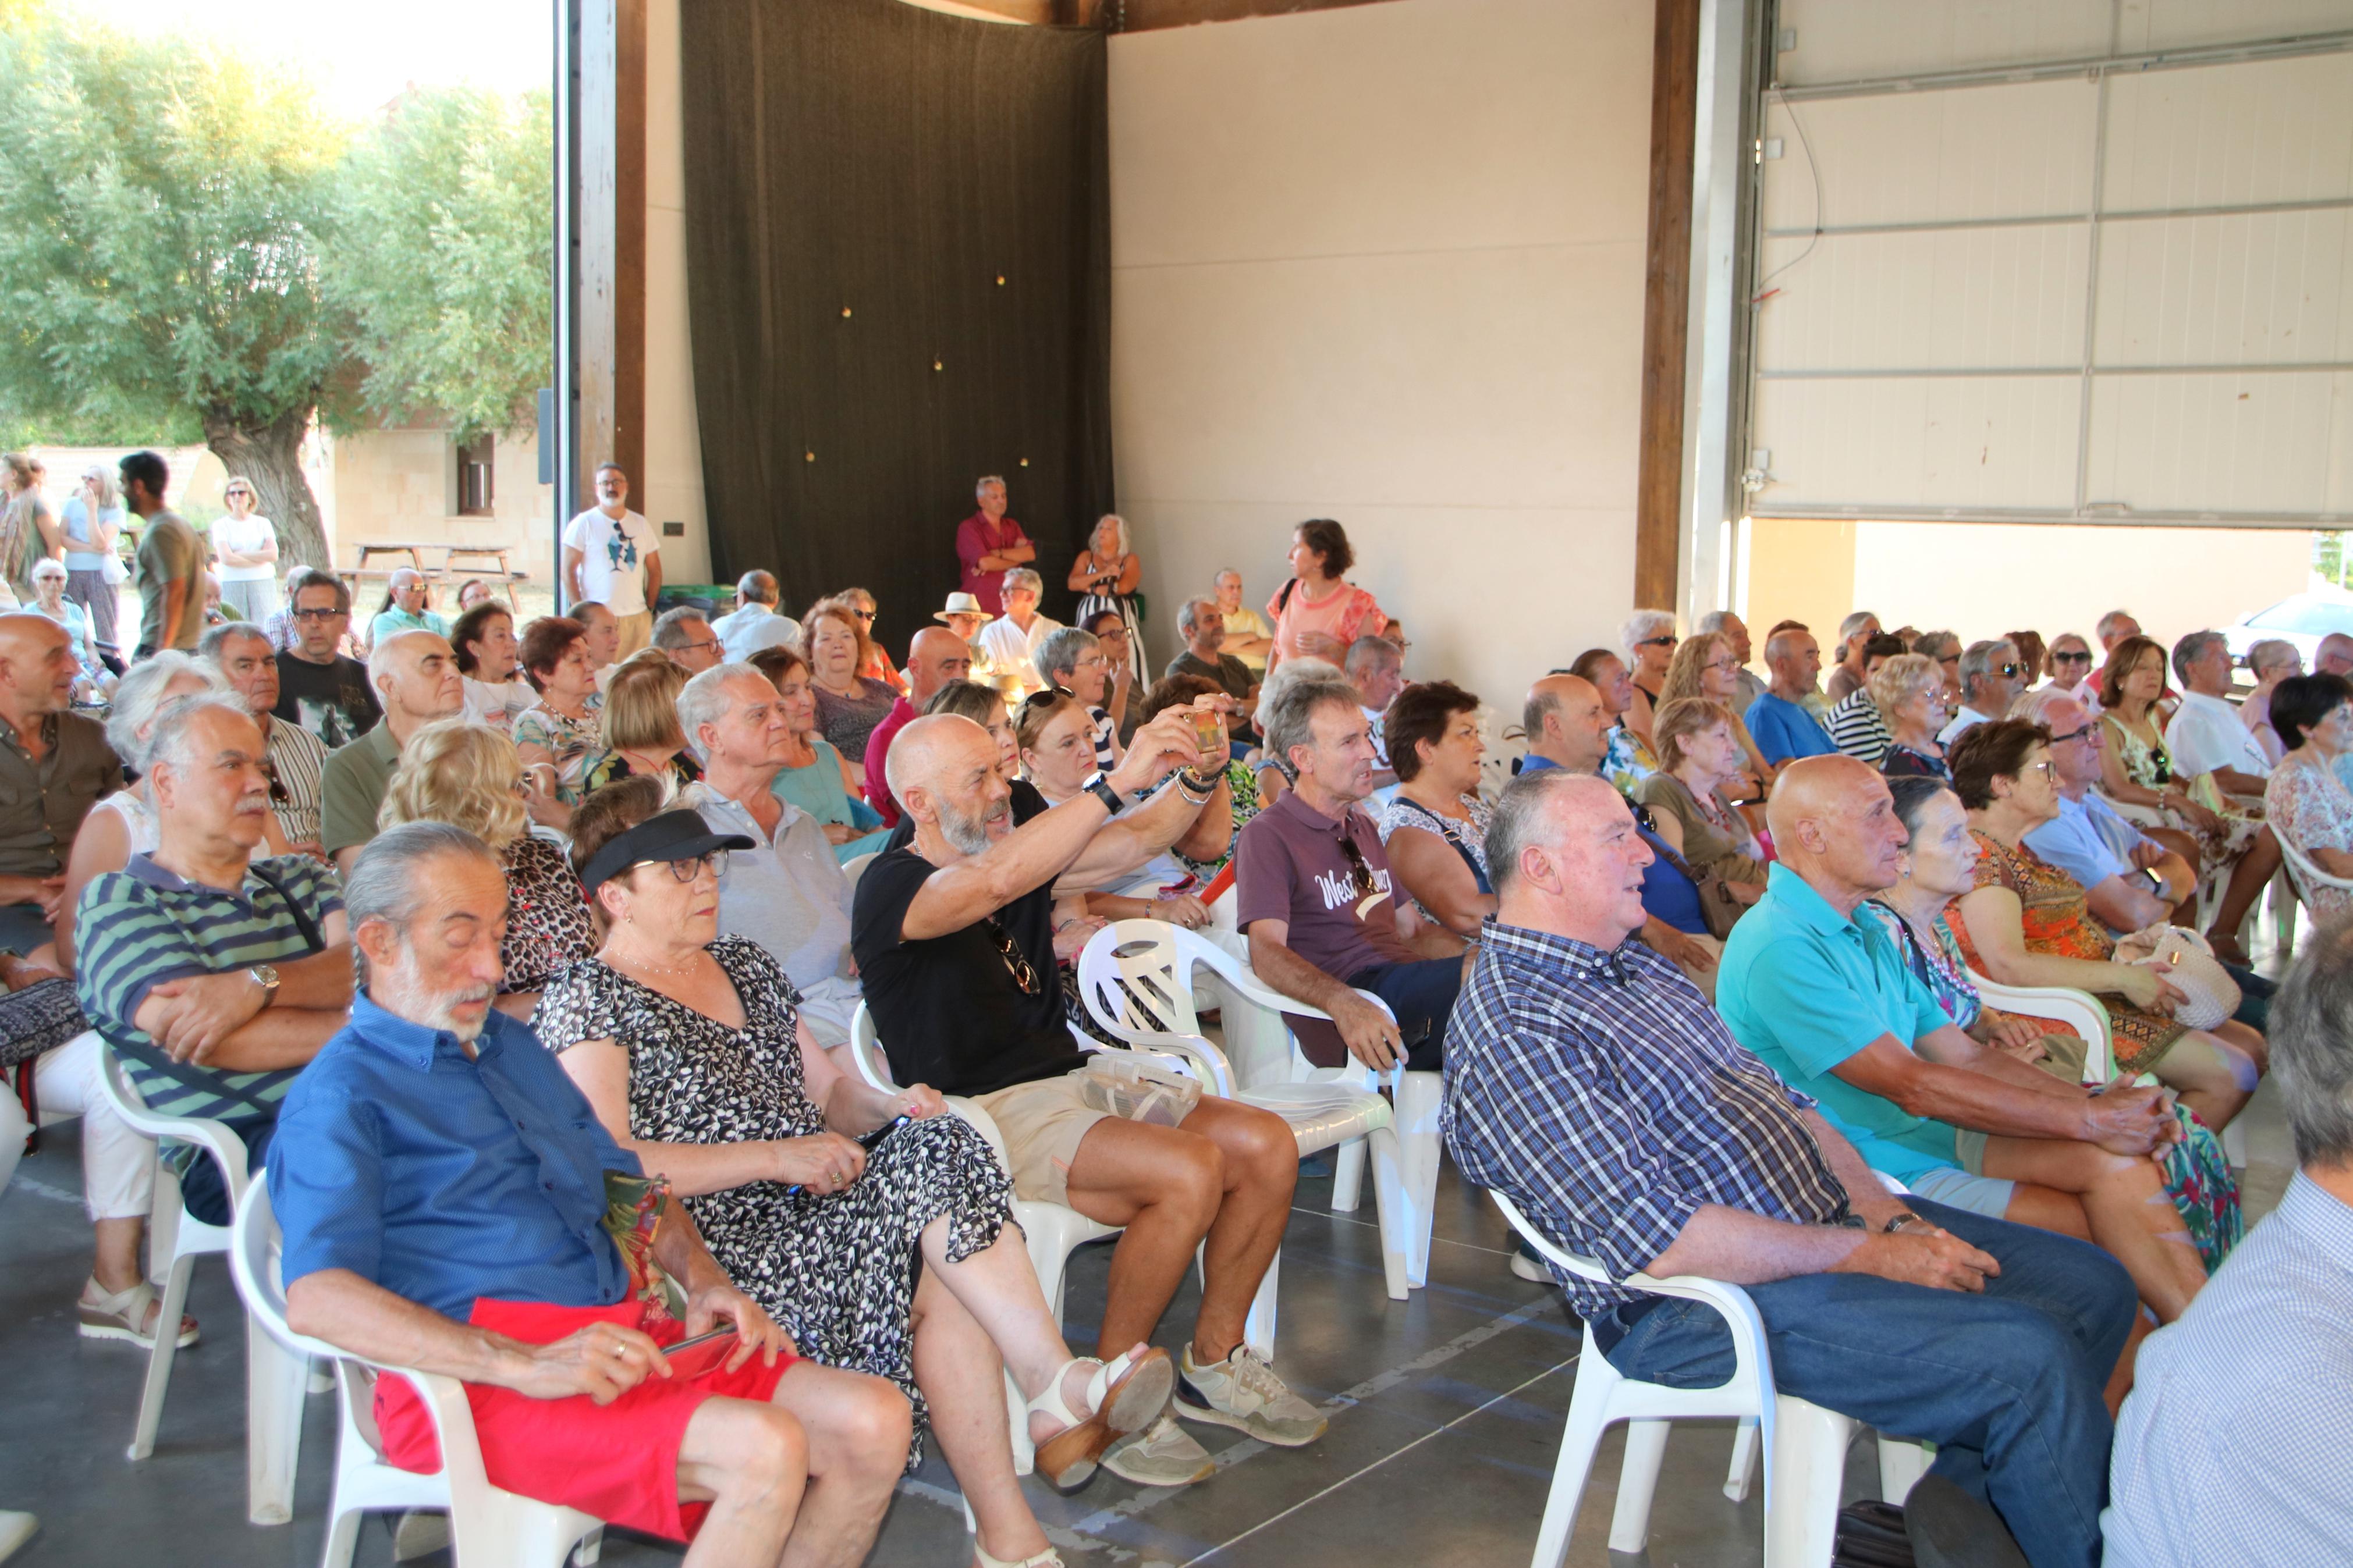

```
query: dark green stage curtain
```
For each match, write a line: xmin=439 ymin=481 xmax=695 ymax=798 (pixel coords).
xmin=680 ymin=0 xmax=1112 ymax=648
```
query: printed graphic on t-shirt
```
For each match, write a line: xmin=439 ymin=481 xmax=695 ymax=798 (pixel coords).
xmin=1314 ymin=864 xmax=1392 ymax=922
xmin=606 ymin=533 xmax=638 ymax=575
xmin=298 ymin=695 xmax=365 ymax=750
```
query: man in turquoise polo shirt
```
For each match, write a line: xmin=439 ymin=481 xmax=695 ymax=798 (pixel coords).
xmin=1719 ymin=756 xmax=2207 ymax=1321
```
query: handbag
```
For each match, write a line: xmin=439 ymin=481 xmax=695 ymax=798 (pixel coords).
xmin=1646 ymin=830 xmax=1745 ymax=941
xmin=101 ymin=546 xmax=129 ymax=586
xmin=1075 ymin=1051 xmax=1204 ymax=1128
xmin=2113 ymin=923 xmax=2241 ymax=1031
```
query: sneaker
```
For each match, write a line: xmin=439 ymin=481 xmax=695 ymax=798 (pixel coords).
xmin=391 ymin=1510 xmax=450 ymax=1562
xmin=1173 ymin=1346 xmax=1327 ymax=1447
xmin=1098 ymin=1414 xmax=1215 ymax=1487
xmin=1509 ymin=1249 xmax=1555 ymax=1283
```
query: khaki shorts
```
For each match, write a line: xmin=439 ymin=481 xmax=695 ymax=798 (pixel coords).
xmin=970 ymin=1070 xmax=1110 ymax=1208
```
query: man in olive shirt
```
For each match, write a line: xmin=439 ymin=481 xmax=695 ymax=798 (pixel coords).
xmin=320 ymin=631 xmax=463 ymax=874
xmin=0 ymin=614 xmax=122 ymax=951
xmin=121 ymin=450 xmax=204 ymax=657
xmin=1164 ymin=596 xmax=1258 ymax=723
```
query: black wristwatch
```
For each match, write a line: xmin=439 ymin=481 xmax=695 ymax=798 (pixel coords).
xmin=1081 ymin=771 xmax=1123 ymax=813
xmin=1884 ymin=1211 xmax=1928 ymax=1235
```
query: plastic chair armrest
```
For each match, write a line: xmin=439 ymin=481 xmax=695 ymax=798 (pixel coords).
xmin=1095 ymin=1028 xmax=1237 ymax=1097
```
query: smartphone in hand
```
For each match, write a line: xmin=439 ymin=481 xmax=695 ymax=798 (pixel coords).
xmin=663 ymin=1325 xmax=741 ymax=1380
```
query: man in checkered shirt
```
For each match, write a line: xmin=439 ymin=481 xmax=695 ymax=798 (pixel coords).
xmin=1442 ymin=770 xmax=2134 ymax=1568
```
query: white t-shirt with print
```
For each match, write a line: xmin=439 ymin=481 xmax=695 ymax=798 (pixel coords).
xmin=562 ymin=506 xmax=657 ymax=617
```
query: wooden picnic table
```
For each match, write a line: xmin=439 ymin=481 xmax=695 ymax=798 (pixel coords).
xmin=346 ymin=542 xmax=527 ymax=607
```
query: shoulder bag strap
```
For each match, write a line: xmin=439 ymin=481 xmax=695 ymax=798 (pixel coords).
xmin=246 ymin=861 xmax=326 ymax=955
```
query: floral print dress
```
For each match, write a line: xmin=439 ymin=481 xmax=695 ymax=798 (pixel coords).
xmin=1857 ymin=900 xmax=2241 ymax=1270
xmin=514 ymin=694 xmax=605 ymax=805
xmin=534 ymin=937 xmax=1014 ymax=1470
xmin=2265 ymin=755 xmax=2353 ymax=920
xmin=2102 ymin=711 xmax=2261 ymax=872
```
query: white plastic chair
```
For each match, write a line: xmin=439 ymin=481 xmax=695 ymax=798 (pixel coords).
xmin=2276 ymin=831 xmax=2351 ymax=927
xmin=97 ymin=1044 xmax=310 ymax=1527
xmin=230 ymin=1185 xmax=607 ymax=1568
xmin=1084 ymin=921 xmax=1445 ymax=1288
xmin=1961 ymin=973 xmax=2116 ymax=1083
xmin=1490 ymin=1192 xmax=1928 ymax=1568
xmin=842 ymin=851 xmax=878 ymax=890
xmin=1076 ymin=920 xmax=1415 ymax=1299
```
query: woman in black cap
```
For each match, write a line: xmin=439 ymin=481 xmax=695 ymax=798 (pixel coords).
xmin=537 ymin=790 xmax=1171 ymax=1568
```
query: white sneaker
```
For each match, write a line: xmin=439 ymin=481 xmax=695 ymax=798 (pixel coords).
xmin=1099 ymin=1414 xmax=1215 ymax=1487
xmin=1510 ymin=1249 xmax=1555 ymax=1283
xmin=1173 ymin=1346 xmax=1327 ymax=1446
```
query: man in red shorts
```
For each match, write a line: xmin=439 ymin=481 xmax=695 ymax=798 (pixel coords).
xmin=268 ymin=821 xmax=910 ymax=1565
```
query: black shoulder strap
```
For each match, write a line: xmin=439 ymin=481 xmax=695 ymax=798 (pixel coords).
xmin=247 ymin=861 xmax=325 ymax=955
xmin=1276 ymin=578 xmax=1298 ymax=614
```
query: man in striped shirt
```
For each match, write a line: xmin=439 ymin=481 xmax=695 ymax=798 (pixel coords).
xmin=1443 ymin=769 xmax=2134 ymax=1568
xmin=74 ymin=693 xmax=352 ymax=1227
xmin=204 ymin=621 xmax=328 ymax=854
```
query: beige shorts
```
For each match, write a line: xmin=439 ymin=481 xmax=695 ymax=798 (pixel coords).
xmin=969 ymin=1070 xmax=1110 ymax=1208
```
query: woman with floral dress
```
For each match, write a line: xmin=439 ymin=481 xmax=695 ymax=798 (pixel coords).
xmin=2264 ymin=672 xmax=2353 ymax=921
xmin=515 ymin=614 xmax=606 ymax=805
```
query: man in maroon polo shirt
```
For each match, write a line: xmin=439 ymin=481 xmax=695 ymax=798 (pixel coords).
xmin=955 ymin=475 xmax=1036 ymax=616
xmin=863 ymin=627 xmax=974 ymax=827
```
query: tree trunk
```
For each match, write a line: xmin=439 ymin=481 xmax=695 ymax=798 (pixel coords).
xmin=201 ymin=403 xmax=332 ymax=570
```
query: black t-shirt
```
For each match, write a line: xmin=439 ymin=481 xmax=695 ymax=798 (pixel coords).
xmin=275 ymin=652 xmax=381 ymax=750
xmin=854 ymin=780 xmax=1089 ymax=1097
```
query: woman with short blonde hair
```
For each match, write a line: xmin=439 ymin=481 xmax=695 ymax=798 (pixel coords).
xmin=1872 ymin=652 xmax=1952 ymax=781
xmin=581 ymin=656 xmax=699 ymax=794
xmin=378 ymin=719 xmax=593 ymax=1013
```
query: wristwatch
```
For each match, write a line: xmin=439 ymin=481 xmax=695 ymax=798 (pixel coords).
xmin=1080 ymin=771 xmax=1123 ymax=813
xmin=1883 ymin=1211 xmax=1928 ymax=1235
xmin=248 ymin=963 xmax=282 ymax=1009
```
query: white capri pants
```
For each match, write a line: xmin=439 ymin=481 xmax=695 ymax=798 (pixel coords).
xmin=0 ymin=1035 xmax=158 ymax=1221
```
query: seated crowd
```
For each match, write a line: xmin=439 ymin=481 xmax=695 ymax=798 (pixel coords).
xmin=5 ymin=458 xmax=2344 ymax=1567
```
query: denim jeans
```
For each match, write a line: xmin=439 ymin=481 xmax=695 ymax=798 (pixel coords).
xmin=1600 ymin=1199 xmax=2133 ymax=1568
xmin=2222 ymin=959 xmax=2273 ymax=1033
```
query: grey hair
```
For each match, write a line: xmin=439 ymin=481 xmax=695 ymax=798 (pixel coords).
xmin=1958 ymin=638 xmax=2016 ymax=694
xmin=197 ymin=621 xmax=271 ymax=662
xmin=1836 ymin=610 xmax=1880 ymax=649
xmin=1345 ymin=635 xmax=1401 ymax=675
xmin=1868 ymin=653 xmax=1944 ymax=721
xmin=1763 ymin=627 xmax=1813 ymax=665
xmin=1914 ymin=628 xmax=1961 ymax=662
xmin=1177 ymin=596 xmax=1218 ymax=637
xmin=736 ymin=571 xmax=777 ymax=605
xmin=1620 ymin=609 xmax=1676 ymax=653
xmin=366 ymin=628 xmax=440 ymax=701
xmin=1486 ymin=767 xmax=1585 ymax=896
xmin=286 ymin=566 xmax=350 ymax=614
xmin=2246 ymin=638 xmax=2299 ymax=677
xmin=346 ymin=821 xmax=501 ymax=938
xmin=651 ymin=605 xmax=709 ymax=650
xmin=2171 ymin=629 xmax=2227 ymax=686
xmin=30 ymin=557 xmax=64 ymax=582
xmin=1000 ymin=566 xmax=1043 ymax=599
xmin=1090 ymin=513 xmax=1130 ymax=557
xmin=145 ymin=692 xmax=258 ymax=778
xmin=2269 ymin=919 xmax=2353 ymax=1165
xmin=2009 ymin=684 xmax=2084 ymax=727
xmin=976 ymin=474 xmax=1006 ymax=497
xmin=677 ymin=661 xmax=764 ymax=762
xmin=1694 ymin=609 xmax=1738 ymax=635
xmin=2095 ymin=609 xmax=2139 ymax=645
xmin=1259 ymin=675 xmax=1362 ymax=769
xmin=1034 ymin=625 xmax=1098 ymax=686
xmin=1256 ymin=656 xmax=1344 ymax=719
xmin=105 ymin=652 xmax=228 ymax=770
xmin=1214 ymin=567 xmax=1243 ymax=586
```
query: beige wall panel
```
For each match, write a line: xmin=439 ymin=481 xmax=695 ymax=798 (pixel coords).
xmin=1761 ymin=82 xmax=2097 ymax=233
xmin=2084 ymin=369 xmax=2353 ymax=515
xmin=1770 ymin=0 xmax=2110 ymax=86
xmin=1112 ymin=242 xmax=1643 ymax=513
xmin=2123 ymin=0 xmax=2353 ymax=52
xmin=1749 ymin=375 xmax=2084 ymax=512
xmin=642 ymin=0 xmax=708 ymax=584
xmin=2103 ymin=54 xmax=2353 ymax=213
xmin=1741 ymin=517 xmax=1857 ymax=654
xmin=1106 ymin=0 xmax=1649 ymax=269
xmin=2095 ymin=209 xmax=2353 ymax=366
xmin=1755 ymin=225 xmax=2089 ymax=371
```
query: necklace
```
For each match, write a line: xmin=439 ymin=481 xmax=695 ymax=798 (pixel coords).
xmin=617 ymin=947 xmax=706 ymax=980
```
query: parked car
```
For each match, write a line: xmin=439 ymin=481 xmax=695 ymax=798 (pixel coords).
xmin=2220 ymin=589 xmax=2353 ymax=674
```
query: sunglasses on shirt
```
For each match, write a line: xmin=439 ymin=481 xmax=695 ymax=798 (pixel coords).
xmin=1336 ymin=831 xmax=1379 ymax=899
xmin=981 ymin=915 xmax=1042 ymax=994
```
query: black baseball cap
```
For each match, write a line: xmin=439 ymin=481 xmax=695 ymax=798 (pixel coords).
xmin=578 ymin=809 xmax=754 ymax=897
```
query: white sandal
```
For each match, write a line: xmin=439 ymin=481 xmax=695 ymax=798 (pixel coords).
xmin=76 ymin=1278 xmax=198 ymax=1349
xmin=974 ymin=1547 xmax=1064 ymax=1568
xmin=1026 ymin=1346 xmax=1174 ymax=1491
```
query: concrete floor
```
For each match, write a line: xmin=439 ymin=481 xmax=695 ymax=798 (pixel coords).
xmin=0 ymin=922 xmax=2299 ymax=1568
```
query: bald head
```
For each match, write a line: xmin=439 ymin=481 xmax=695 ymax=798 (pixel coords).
xmin=2320 ymin=632 xmax=2353 ymax=678
xmin=737 ymin=570 xmax=778 ymax=606
xmin=368 ymin=630 xmax=464 ymax=725
xmin=886 ymin=713 xmax=1011 ymax=857
xmin=0 ymin=611 xmax=74 ymax=717
xmin=1487 ymin=769 xmax=1653 ymax=947
xmin=1764 ymin=628 xmax=1822 ymax=699
xmin=906 ymin=626 xmax=974 ymax=705
xmin=1523 ymin=673 xmax=1607 ymax=773
xmin=1765 ymin=754 xmax=1907 ymax=910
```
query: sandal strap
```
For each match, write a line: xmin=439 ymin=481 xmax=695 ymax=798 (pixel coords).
xmin=82 ymin=1278 xmax=158 ymax=1320
xmin=1023 ymin=1355 xmax=1102 ymax=1431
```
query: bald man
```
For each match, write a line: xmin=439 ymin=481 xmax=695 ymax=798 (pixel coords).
xmin=1744 ymin=628 xmax=1836 ymax=764
xmin=863 ymin=626 xmax=977 ymax=828
xmin=711 ymin=570 xmax=801 ymax=662
xmin=2317 ymin=631 xmax=2353 ymax=678
xmin=853 ymin=709 xmax=1325 ymax=1483
xmin=0 ymin=613 xmax=121 ymax=952
xmin=320 ymin=630 xmax=464 ymax=874
xmin=1720 ymin=758 xmax=2209 ymax=1317
xmin=1446 ymin=767 xmax=2132 ymax=1568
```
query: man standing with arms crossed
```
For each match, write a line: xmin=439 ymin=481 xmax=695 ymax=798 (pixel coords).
xmin=955 ymin=476 xmax=1034 ymax=617
xmin=563 ymin=464 xmax=661 ymax=657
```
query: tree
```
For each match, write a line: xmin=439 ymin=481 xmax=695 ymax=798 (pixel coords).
xmin=328 ymin=86 xmax=552 ymax=444
xmin=0 ymin=19 xmax=349 ymax=565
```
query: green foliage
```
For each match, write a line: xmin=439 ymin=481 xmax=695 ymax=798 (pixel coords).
xmin=328 ymin=87 xmax=553 ymax=443
xmin=0 ymin=20 xmax=350 ymax=440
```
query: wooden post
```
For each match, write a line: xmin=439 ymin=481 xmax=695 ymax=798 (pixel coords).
xmin=577 ymin=0 xmax=647 ymax=503
xmin=1635 ymin=0 xmax=1699 ymax=611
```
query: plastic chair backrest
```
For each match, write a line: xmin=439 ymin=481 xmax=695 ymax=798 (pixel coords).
xmin=847 ymin=1004 xmax=899 ymax=1092
xmin=2277 ymin=830 xmax=2353 ymax=899
xmin=99 ymin=1043 xmax=253 ymax=1202
xmin=1076 ymin=920 xmax=1204 ymax=1037
xmin=230 ymin=1183 xmax=352 ymax=1366
xmin=843 ymin=852 xmax=878 ymax=891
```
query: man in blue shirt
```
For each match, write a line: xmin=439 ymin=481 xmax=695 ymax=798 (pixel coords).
xmin=1743 ymin=627 xmax=1839 ymax=764
xmin=1445 ymin=770 xmax=2132 ymax=1568
xmin=1717 ymin=756 xmax=2205 ymax=1324
xmin=269 ymin=822 xmax=908 ymax=1555
xmin=2018 ymin=688 xmax=2197 ymax=933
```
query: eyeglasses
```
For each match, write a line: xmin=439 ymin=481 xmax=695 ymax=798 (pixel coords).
xmin=851 ymin=610 xmax=875 ymax=622
xmin=980 ymin=915 xmax=1041 ymax=994
xmin=1637 ymin=635 xmax=1677 ymax=649
xmin=629 ymin=849 xmax=728 ymax=883
xmin=2046 ymin=723 xmax=2099 ymax=745
xmin=2017 ymin=760 xmax=2058 ymax=783
xmin=1996 ymin=663 xmax=2021 ymax=677
xmin=1706 ymin=658 xmax=1740 ymax=673
xmin=1336 ymin=830 xmax=1379 ymax=898
xmin=292 ymin=607 xmax=344 ymax=623
xmin=2053 ymin=650 xmax=2094 ymax=665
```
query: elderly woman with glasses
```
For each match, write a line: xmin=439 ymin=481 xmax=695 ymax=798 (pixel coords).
xmin=2041 ymin=631 xmax=2097 ymax=695
xmin=1634 ymin=696 xmax=1771 ymax=905
xmin=538 ymin=790 xmax=1176 ymax=1558
xmin=1659 ymin=631 xmax=1772 ymax=791
xmin=2263 ymin=673 xmax=2353 ymax=922
xmin=837 ymin=586 xmax=902 ymax=690
xmin=210 ymin=477 xmax=281 ymax=623
xmin=1871 ymin=652 xmax=1953 ymax=781
xmin=26 ymin=559 xmax=102 ymax=696
xmin=1619 ymin=608 xmax=1677 ymax=755
xmin=1944 ymin=720 xmax=2267 ymax=1136
xmin=2239 ymin=638 xmax=2305 ymax=765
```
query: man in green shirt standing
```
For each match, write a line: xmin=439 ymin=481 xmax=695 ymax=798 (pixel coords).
xmin=121 ymin=450 xmax=204 ymax=657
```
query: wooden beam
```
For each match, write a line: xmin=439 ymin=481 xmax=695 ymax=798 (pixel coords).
xmin=1113 ymin=0 xmax=1399 ymax=29
xmin=1634 ymin=0 xmax=1698 ymax=612
xmin=577 ymin=0 xmax=647 ymax=505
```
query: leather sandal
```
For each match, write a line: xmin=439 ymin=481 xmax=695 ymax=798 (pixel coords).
xmin=974 ymin=1546 xmax=1064 ymax=1568
xmin=77 ymin=1278 xmax=198 ymax=1349
xmin=1027 ymin=1346 xmax=1173 ymax=1491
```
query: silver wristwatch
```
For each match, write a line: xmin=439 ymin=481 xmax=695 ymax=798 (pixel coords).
xmin=248 ymin=963 xmax=282 ymax=1009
